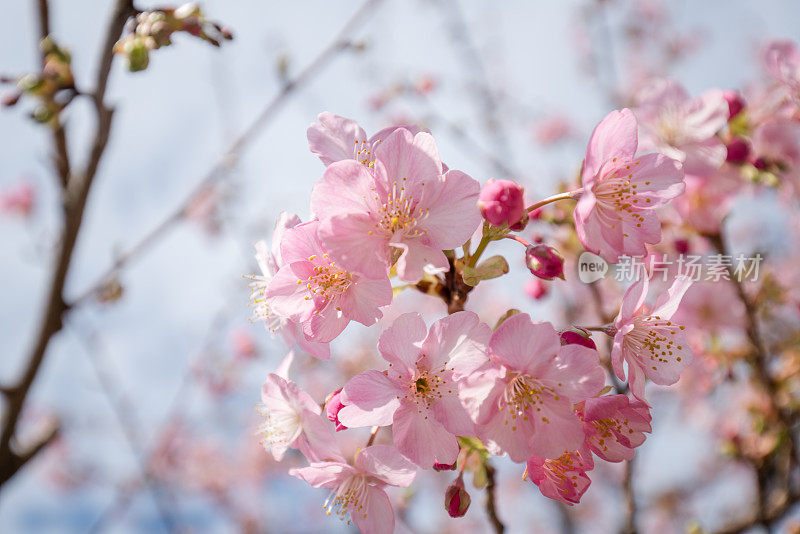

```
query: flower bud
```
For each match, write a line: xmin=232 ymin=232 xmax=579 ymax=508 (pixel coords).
xmin=673 ymin=238 xmax=690 ymax=255
xmin=725 ymin=137 xmax=750 ymax=164
xmin=444 ymin=476 xmax=471 ymax=518
xmin=559 ymin=328 xmax=597 ymax=350
xmin=325 ymin=388 xmax=347 ymax=432
xmin=525 ymin=244 xmax=565 ymax=280
xmin=525 ymin=278 xmax=548 ymax=300
xmin=477 ymin=179 xmax=525 ymax=227
xmin=723 ymin=90 xmax=745 ymax=120
xmin=433 ymin=461 xmax=456 ymax=471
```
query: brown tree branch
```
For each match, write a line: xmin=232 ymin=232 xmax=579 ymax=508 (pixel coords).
xmin=0 ymin=0 xmax=136 ymax=490
xmin=36 ymin=0 xmax=71 ymax=187
xmin=484 ymin=461 xmax=505 ymax=534
xmin=70 ymin=0 xmax=387 ymax=308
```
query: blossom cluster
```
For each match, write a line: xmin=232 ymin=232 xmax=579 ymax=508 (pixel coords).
xmin=246 ymin=102 xmax=704 ymax=533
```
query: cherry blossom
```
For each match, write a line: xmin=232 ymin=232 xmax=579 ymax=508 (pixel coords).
xmin=577 ymin=394 xmax=652 ymax=462
xmin=290 ymin=445 xmax=416 ymax=534
xmin=574 ymin=108 xmax=685 ymax=263
xmin=338 ymin=312 xmax=490 ymax=467
xmin=310 ymin=127 xmax=481 ymax=282
xmin=265 ymin=219 xmax=392 ymax=343
xmin=307 ymin=112 xmax=421 ymax=168
xmin=611 ymin=276 xmax=695 ymax=401
xmin=525 ymin=445 xmax=594 ymax=505
xmin=256 ymin=373 xmax=342 ymax=462
xmin=635 ymin=79 xmax=729 ymax=175
xmin=464 ymin=313 xmax=604 ymax=462
xmin=248 ymin=212 xmax=331 ymax=359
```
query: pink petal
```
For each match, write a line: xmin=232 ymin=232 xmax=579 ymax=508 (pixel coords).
xmin=311 ymin=160 xmax=379 ymax=221
xmin=617 ymin=277 xmax=649 ymax=324
xmin=290 ymin=462 xmax=351 ymax=489
xmin=583 ymin=108 xmax=638 ymax=183
xmin=377 ymin=313 xmax=426 ymax=373
xmin=421 ymin=169 xmax=482 ymax=247
xmin=374 ymin=128 xmax=443 ymax=192
xmin=489 ymin=314 xmax=560 ymax=374
xmin=392 ymin=239 xmax=449 ymax=284
xmin=420 ymin=311 xmax=490 ymax=377
xmin=318 ymin=214 xmax=390 ymax=279
xmin=339 ymin=370 xmax=404 ymax=427
xmin=265 ymin=263 xmax=316 ymax=321
xmin=337 ymin=275 xmax=392 ymax=326
xmin=355 ymin=445 xmax=417 ymax=487
xmin=391 ymin=402 xmax=459 ymax=467
xmin=307 ymin=112 xmax=367 ymax=166
xmin=352 ymin=485 xmax=395 ymax=534
xmin=651 ymin=276 xmax=693 ymax=319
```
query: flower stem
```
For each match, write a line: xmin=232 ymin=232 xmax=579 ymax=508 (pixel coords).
xmin=467 ymin=234 xmax=492 ymax=268
xmin=526 ymin=189 xmax=582 ymax=213
xmin=502 ymin=234 xmax=530 ymax=247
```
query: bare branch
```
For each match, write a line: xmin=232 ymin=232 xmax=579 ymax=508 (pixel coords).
xmin=484 ymin=460 xmax=505 ymax=533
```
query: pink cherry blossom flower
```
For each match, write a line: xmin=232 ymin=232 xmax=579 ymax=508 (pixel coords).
xmin=337 ymin=312 xmax=490 ymax=467
xmin=574 ymin=108 xmax=685 ymax=263
xmin=256 ymin=373 xmax=342 ymax=462
xmin=248 ymin=212 xmax=330 ymax=360
xmin=265 ymin=220 xmax=392 ymax=343
xmin=577 ymin=394 xmax=652 ymax=462
xmin=671 ymin=167 xmax=741 ymax=235
xmin=310 ymin=127 xmax=481 ymax=282
xmin=307 ymin=111 xmax=419 ymax=168
xmin=525 ymin=446 xmax=594 ymax=505
xmin=635 ymin=80 xmax=729 ymax=170
xmin=763 ymin=40 xmax=800 ymax=93
xmin=611 ymin=276 xmax=695 ymax=402
xmin=290 ymin=445 xmax=416 ymax=534
xmin=464 ymin=313 xmax=604 ymax=462
xmin=635 ymin=79 xmax=729 ymax=175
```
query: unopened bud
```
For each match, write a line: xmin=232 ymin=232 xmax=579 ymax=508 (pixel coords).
xmin=726 ymin=137 xmax=750 ymax=164
xmin=525 ymin=278 xmax=548 ymax=300
xmin=525 ymin=244 xmax=565 ymax=280
xmin=559 ymin=328 xmax=597 ymax=350
xmin=477 ymin=179 xmax=525 ymax=227
xmin=444 ymin=476 xmax=471 ymax=518
xmin=433 ymin=461 xmax=456 ymax=471
xmin=722 ymin=90 xmax=745 ymax=120
xmin=325 ymin=388 xmax=347 ymax=432
xmin=673 ymin=238 xmax=690 ymax=255
xmin=124 ymin=39 xmax=150 ymax=72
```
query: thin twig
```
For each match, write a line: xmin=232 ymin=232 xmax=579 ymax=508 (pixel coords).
xmin=484 ymin=461 xmax=504 ymax=534
xmin=70 ymin=0 xmax=387 ymax=308
xmin=36 ymin=0 xmax=71 ymax=188
xmin=68 ymin=323 xmax=178 ymax=532
xmin=621 ymin=458 xmax=637 ymax=534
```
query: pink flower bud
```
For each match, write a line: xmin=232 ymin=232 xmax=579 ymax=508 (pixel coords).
xmin=725 ymin=138 xmax=750 ymax=164
xmin=559 ymin=329 xmax=597 ymax=350
xmin=673 ymin=238 xmax=690 ymax=255
xmin=525 ymin=278 xmax=548 ymax=300
xmin=325 ymin=388 xmax=347 ymax=432
xmin=444 ymin=477 xmax=471 ymax=518
xmin=723 ymin=90 xmax=745 ymax=119
xmin=752 ymin=157 xmax=767 ymax=170
xmin=433 ymin=461 xmax=456 ymax=471
xmin=477 ymin=179 xmax=525 ymax=227
xmin=525 ymin=244 xmax=565 ymax=280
